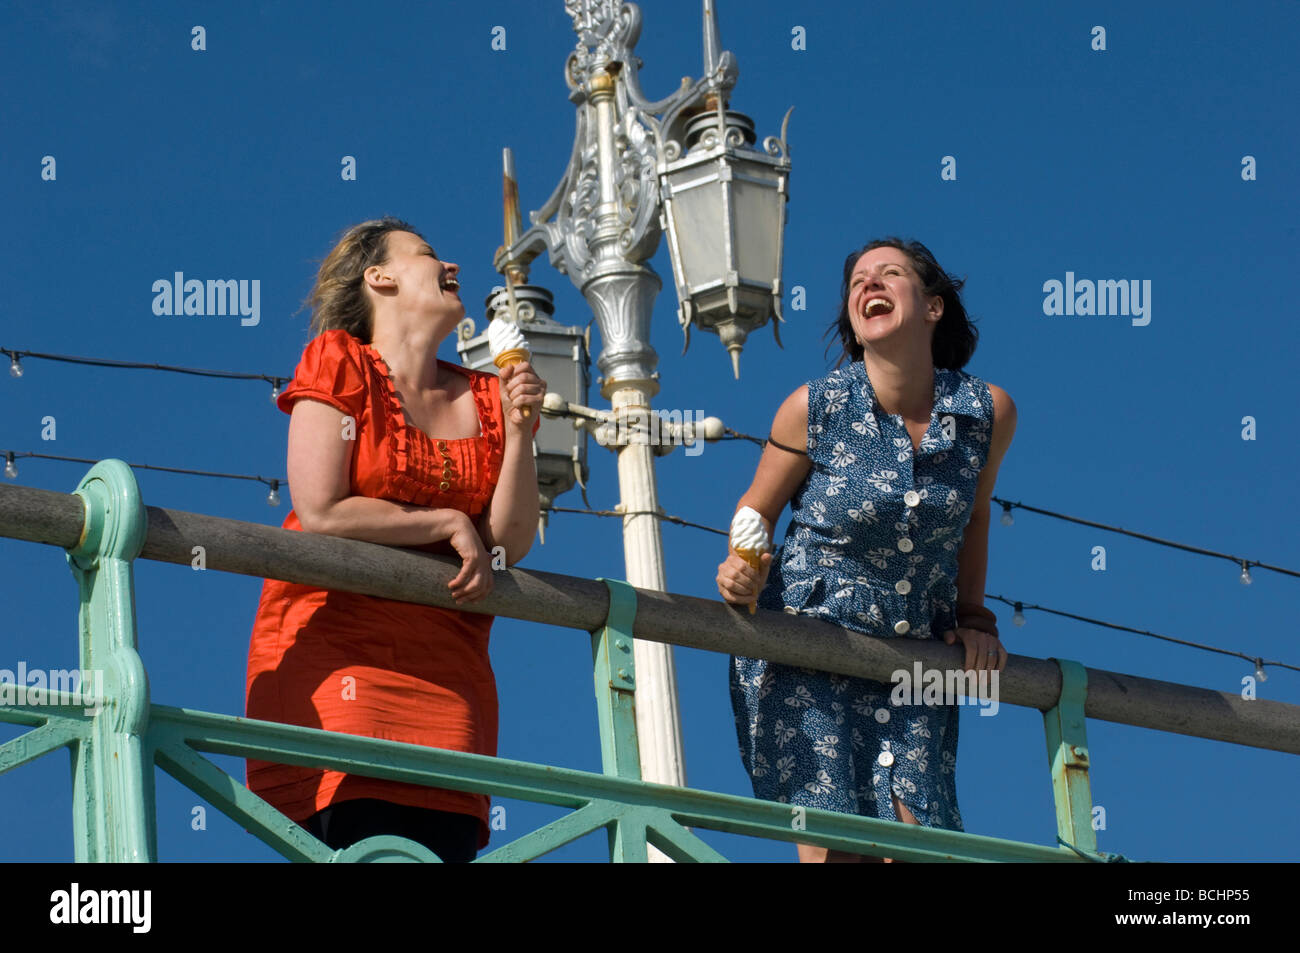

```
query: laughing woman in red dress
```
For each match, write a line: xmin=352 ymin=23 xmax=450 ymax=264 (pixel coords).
xmin=245 ymin=217 xmax=545 ymax=862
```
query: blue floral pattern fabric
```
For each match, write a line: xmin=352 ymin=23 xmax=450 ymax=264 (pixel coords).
xmin=730 ymin=360 xmax=994 ymax=831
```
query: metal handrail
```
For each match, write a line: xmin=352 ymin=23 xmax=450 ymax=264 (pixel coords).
xmin=1 ymin=465 xmax=1296 ymax=862
xmin=3 ymin=479 xmax=1293 ymax=752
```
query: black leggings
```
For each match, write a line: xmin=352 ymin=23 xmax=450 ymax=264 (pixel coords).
xmin=302 ymin=798 xmax=480 ymax=863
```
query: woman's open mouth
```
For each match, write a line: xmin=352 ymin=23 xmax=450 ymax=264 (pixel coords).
xmin=863 ymin=298 xmax=893 ymax=319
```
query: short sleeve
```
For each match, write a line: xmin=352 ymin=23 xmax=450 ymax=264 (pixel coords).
xmin=276 ymin=329 xmax=368 ymax=420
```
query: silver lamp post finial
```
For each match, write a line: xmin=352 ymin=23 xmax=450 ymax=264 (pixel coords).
xmin=703 ymin=0 xmax=722 ymax=79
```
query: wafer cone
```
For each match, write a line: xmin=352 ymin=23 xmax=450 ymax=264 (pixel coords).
xmin=493 ymin=348 xmax=531 ymax=418
xmin=734 ymin=547 xmax=764 ymax=614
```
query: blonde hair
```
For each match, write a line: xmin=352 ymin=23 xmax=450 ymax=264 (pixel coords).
xmin=301 ymin=217 xmax=425 ymax=343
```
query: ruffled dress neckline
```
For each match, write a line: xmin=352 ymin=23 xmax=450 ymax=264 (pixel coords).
xmin=361 ymin=342 xmax=486 ymax=444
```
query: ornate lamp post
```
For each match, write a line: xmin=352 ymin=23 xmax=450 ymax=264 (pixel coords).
xmin=657 ymin=22 xmax=793 ymax=377
xmin=490 ymin=0 xmax=792 ymax=854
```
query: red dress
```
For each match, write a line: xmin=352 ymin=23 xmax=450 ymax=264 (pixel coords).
xmin=245 ymin=328 xmax=533 ymax=849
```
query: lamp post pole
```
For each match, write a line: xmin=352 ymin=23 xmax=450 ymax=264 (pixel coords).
xmin=578 ymin=65 xmax=686 ymax=827
xmin=494 ymin=1 xmax=791 ymax=860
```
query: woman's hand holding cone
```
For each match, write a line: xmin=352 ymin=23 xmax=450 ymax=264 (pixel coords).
xmin=717 ymin=548 xmax=773 ymax=614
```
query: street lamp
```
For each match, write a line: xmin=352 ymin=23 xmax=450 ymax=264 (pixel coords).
xmin=657 ymin=52 xmax=792 ymax=377
xmin=456 ymin=280 xmax=591 ymax=542
xmin=492 ymin=0 xmax=792 ymax=857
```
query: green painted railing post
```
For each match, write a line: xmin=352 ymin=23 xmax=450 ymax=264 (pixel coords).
xmin=1043 ymin=658 xmax=1096 ymax=855
xmin=593 ymin=579 xmax=644 ymax=861
xmin=65 ymin=460 xmax=156 ymax=862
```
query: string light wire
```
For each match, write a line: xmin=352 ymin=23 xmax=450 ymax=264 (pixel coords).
xmin=4 ymin=345 xmax=1295 ymax=676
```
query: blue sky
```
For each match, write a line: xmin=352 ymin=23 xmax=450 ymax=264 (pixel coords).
xmin=1 ymin=0 xmax=1297 ymax=862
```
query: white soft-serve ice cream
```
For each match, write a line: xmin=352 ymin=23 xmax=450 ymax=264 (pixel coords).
xmin=488 ymin=319 xmax=532 ymax=418
xmin=488 ymin=318 xmax=529 ymax=359
xmin=729 ymin=506 xmax=771 ymax=614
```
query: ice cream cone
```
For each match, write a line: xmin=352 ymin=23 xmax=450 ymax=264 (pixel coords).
xmin=493 ymin=348 xmax=532 ymax=418
xmin=734 ymin=547 xmax=763 ymax=614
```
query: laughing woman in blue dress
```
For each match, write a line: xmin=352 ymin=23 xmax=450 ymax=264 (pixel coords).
xmin=717 ymin=238 xmax=1018 ymax=863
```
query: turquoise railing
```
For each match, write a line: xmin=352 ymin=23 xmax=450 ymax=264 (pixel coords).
xmin=2 ymin=460 xmax=1296 ymax=862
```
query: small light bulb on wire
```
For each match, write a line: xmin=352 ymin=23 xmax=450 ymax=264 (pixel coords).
xmin=1000 ymin=502 xmax=1014 ymax=526
xmin=8 ymin=355 xmax=22 ymax=379
xmin=1239 ymin=561 xmax=1252 ymax=585
xmin=1012 ymin=601 xmax=1025 ymax=627
xmin=4 ymin=452 xmax=17 ymax=479
xmin=1254 ymin=659 xmax=1268 ymax=682
xmin=266 ymin=479 xmax=280 ymax=507
xmin=270 ymin=379 xmax=282 ymax=402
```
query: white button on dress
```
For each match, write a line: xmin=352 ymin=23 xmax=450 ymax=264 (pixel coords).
xmin=897 ymin=538 xmax=914 ymax=552
xmin=893 ymin=619 xmax=910 ymax=635
xmin=878 ymin=750 xmax=894 ymax=767
xmin=904 ymin=490 xmax=921 ymax=507
xmin=895 ymin=579 xmax=911 ymax=595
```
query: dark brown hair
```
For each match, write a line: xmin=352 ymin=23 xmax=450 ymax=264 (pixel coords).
xmin=826 ymin=237 xmax=979 ymax=370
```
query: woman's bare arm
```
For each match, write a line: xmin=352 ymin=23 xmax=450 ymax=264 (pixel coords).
xmin=735 ymin=385 xmax=813 ymax=534
xmin=285 ymin=398 xmax=491 ymax=603
xmin=953 ymin=385 xmax=1017 ymax=604
xmin=717 ymin=385 xmax=812 ymax=607
xmin=479 ymin=361 xmax=545 ymax=565
xmin=945 ymin=383 xmax=1018 ymax=668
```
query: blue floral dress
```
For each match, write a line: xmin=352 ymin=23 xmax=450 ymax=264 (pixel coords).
xmin=730 ymin=360 xmax=994 ymax=831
